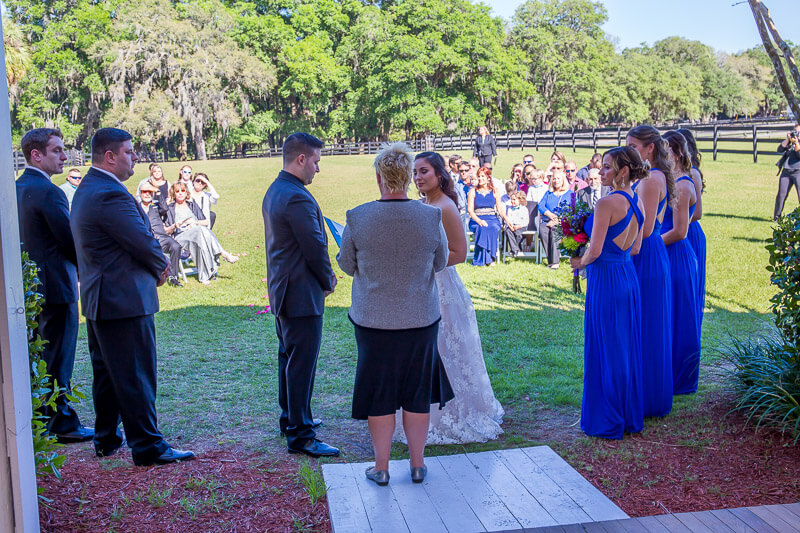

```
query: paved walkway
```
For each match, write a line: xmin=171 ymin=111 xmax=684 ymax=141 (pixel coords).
xmin=322 ymin=446 xmax=628 ymax=532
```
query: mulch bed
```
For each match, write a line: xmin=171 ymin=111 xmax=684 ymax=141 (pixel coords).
xmin=38 ymin=447 xmax=331 ymax=532
xmin=572 ymin=392 xmax=800 ymax=517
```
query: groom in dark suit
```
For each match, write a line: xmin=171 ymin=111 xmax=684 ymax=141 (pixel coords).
xmin=263 ymin=132 xmax=339 ymax=457
xmin=15 ymin=128 xmax=93 ymax=442
xmin=71 ymin=127 xmax=193 ymax=466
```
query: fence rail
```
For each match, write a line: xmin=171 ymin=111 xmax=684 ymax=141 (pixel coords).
xmin=11 ymin=120 xmax=795 ymax=170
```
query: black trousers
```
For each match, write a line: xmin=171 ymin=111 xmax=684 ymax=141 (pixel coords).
xmin=539 ymin=222 xmax=560 ymax=265
xmin=275 ymin=314 xmax=323 ymax=448
xmin=87 ymin=315 xmax=168 ymax=463
xmin=478 ymin=154 xmax=493 ymax=167
xmin=504 ymin=227 xmax=526 ymax=254
xmin=774 ymin=169 xmax=800 ymax=221
xmin=157 ymin=234 xmax=182 ymax=278
xmin=209 ymin=211 xmax=216 ymax=230
xmin=36 ymin=302 xmax=82 ymax=434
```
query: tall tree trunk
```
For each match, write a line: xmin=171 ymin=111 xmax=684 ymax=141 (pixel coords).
xmin=178 ymin=133 xmax=188 ymax=161
xmin=193 ymin=122 xmax=207 ymax=160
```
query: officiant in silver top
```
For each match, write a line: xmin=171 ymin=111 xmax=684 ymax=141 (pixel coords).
xmin=337 ymin=142 xmax=453 ymax=487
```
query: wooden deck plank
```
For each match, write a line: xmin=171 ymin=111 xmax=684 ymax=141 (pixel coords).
xmin=322 ymin=463 xmax=372 ymax=533
xmin=418 ymin=457 xmax=487 ymax=532
xmin=748 ymin=505 xmax=800 ymax=533
xmin=632 ymin=515 xmax=671 ymax=533
xmin=522 ymin=446 xmax=628 ymax=522
xmin=709 ymin=509 xmax=757 ymax=533
xmin=385 ymin=460 xmax=448 ymax=533
xmin=468 ymin=450 xmax=559 ymax=529
xmin=728 ymin=508 xmax=780 ymax=533
xmin=437 ymin=453 xmax=522 ymax=532
xmin=496 ymin=448 xmax=592 ymax=525
xmin=691 ymin=511 xmax=736 ymax=532
xmin=652 ymin=514 xmax=692 ymax=533
xmin=784 ymin=503 xmax=800 ymax=519
xmin=349 ymin=462 xmax=410 ymax=533
xmin=598 ymin=519 xmax=647 ymax=532
xmin=763 ymin=505 xmax=800 ymax=529
xmin=672 ymin=512 xmax=715 ymax=532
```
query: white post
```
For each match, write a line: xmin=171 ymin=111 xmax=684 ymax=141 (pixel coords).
xmin=0 ymin=18 xmax=42 ymax=533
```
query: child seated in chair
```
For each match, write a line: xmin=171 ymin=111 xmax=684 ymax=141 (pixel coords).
xmin=504 ymin=191 xmax=529 ymax=256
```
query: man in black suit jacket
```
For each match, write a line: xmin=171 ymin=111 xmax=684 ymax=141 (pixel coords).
xmin=576 ymin=169 xmax=611 ymax=211
xmin=70 ymin=127 xmax=193 ymax=466
xmin=263 ymin=132 xmax=339 ymax=457
xmin=15 ymin=128 xmax=93 ymax=442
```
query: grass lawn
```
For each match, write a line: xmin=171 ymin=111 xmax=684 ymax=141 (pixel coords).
xmin=56 ymin=145 xmax=782 ymax=456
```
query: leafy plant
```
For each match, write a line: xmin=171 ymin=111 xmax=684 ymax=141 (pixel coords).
xmin=297 ymin=460 xmax=327 ymax=505
xmin=21 ymin=252 xmax=65 ymax=493
xmin=766 ymin=209 xmax=800 ymax=350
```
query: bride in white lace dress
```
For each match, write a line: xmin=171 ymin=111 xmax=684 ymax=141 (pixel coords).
xmin=393 ymin=152 xmax=504 ymax=445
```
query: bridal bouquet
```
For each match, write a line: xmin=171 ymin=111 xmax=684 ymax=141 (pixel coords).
xmin=553 ymin=195 xmax=591 ymax=293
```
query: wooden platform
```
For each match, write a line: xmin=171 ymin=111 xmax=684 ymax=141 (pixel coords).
xmin=322 ymin=446 xmax=628 ymax=532
xmin=527 ymin=502 xmax=800 ymax=532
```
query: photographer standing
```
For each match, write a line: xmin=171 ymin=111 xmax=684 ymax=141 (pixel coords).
xmin=774 ymin=123 xmax=800 ymax=221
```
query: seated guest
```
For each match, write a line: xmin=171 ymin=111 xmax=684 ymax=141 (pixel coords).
xmin=509 ymin=164 xmax=525 ymax=192
xmin=336 ymin=142 xmax=453 ymax=486
xmin=59 ymin=168 xmax=82 ymax=209
xmin=566 ymin=161 xmax=588 ymax=191
xmin=546 ymin=152 xmax=565 ymax=182
xmin=501 ymin=180 xmax=516 ymax=210
xmin=136 ymin=163 xmax=170 ymax=205
xmin=178 ymin=164 xmax=193 ymax=187
xmin=504 ymin=191 xmax=530 ymax=256
xmin=522 ymin=154 xmax=535 ymax=167
xmin=468 ymin=167 xmax=513 ymax=266
xmin=538 ymin=170 xmax=575 ymax=269
xmin=168 ymin=181 xmax=238 ymax=285
xmin=577 ymin=168 xmax=608 ymax=211
xmin=576 ymin=153 xmax=602 ymax=183
xmin=139 ymin=183 xmax=183 ymax=287
xmin=190 ymin=172 xmax=220 ymax=229
xmin=448 ymin=154 xmax=462 ymax=180
xmin=525 ymin=167 xmax=548 ymax=231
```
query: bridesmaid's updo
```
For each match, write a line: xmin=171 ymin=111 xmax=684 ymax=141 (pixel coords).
xmin=374 ymin=142 xmax=414 ymax=193
xmin=603 ymin=146 xmax=650 ymax=190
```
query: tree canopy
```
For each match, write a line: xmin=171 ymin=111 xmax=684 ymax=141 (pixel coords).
xmin=5 ymin=0 xmax=798 ymax=158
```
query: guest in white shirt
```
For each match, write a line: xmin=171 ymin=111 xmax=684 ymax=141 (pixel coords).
xmin=504 ymin=191 xmax=530 ymax=256
xmin=500 ymin=180 xmax=516 ymax=211
xmin=59 ymin=167 xmax=82 ymax=209
xmin=525 ymin=167 xmax=548 ymax=231
xmin=190 ymin=172 xmax=220 ymax=229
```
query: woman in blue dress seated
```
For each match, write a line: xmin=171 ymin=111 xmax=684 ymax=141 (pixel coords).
xmin=467 ymin=166 xmax=512 ymax=266
xmin=538 ymin=170 xmax=575 ymax=269
xmin=570 ymin=146 xmax=646 ymax=440
xmin=661 ymin=131 xmax=701 ymax=395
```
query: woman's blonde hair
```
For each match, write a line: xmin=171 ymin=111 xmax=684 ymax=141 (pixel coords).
xmin=549 ymin=170 xmax=567 ymax=192
xmin=169 ymin=180 xmax=190 ymax=204
xmin=374 ymin=142 xmax=413 ymax=193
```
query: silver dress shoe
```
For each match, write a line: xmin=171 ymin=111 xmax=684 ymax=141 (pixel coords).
xmin=365 ymin=466 xmax=389 ymax=486
xmin=410 ymin=466 xmax=427 ymax=483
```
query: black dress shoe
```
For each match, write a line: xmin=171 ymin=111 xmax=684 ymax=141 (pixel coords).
xmin=134 ymin=447 xmax=195 ymax=466
xmin=281 ymin=419 xmax=323 ymax=437
xmin=168 ymin=276 xmax=183 ymax=288
xmin=287 ymin=438 xmax=340 ymax=458
xmin=56 ymin=426 xmax=95 ymax=443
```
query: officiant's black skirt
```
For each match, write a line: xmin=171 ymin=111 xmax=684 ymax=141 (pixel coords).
xmin=350 ymin=317 xmax=454 ymax=420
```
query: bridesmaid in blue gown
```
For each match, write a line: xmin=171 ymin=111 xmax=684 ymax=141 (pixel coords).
xmin=626 ymin=125 xmax=675 ymax=418
xmin=662 ymin=131 xmax=701 ymax=395
xmin=468 ymin=166 xmax=512 ymax=266
xmin=570 ymin=146 xmax=646 ymax=439
xmin=677 ymin=128 xmax=707 ymax=328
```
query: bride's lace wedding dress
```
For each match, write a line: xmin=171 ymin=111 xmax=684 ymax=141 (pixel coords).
xmin=394 ymin=265 xmax=504 ymax=445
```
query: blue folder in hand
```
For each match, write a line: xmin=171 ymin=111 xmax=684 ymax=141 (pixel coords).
xmin=324 ymin=217 xmax=345 ymax=248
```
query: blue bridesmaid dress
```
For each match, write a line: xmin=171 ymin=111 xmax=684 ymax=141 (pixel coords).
xmin=632 ymin=179 xmax=673 ymax=418
xmin=472 ymin=189 xmax=501 ymax=266
xmin=662 ymin=176 xmax=701 ymax=395
xmin=687 ymin=167 xmax=706 ymax=328
xmin=581 ymin=191 xmax=644 ymax=439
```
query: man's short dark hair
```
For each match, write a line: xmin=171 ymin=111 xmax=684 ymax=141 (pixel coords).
xmin=448 ymin=154 xmax=462 ymax=166
xmin=21 ymin=128 xmax=63 ymax=163
xmin=91 ymin=128 xmax=133 ymax=161
xmin=283 ymin=132 xmax=324 ymax=164
xmin=591 ymin=153 xmax=602 ymax=163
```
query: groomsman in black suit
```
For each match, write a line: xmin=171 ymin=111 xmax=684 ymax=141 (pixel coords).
xmin=15 ymin=128 xmax=93 ymax=443
xmin=263 ymin=132 xmax=339 ymax=457
xmin=70 ymin=127 xmax=194 ymax=466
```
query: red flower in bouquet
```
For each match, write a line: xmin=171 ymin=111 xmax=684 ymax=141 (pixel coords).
xmin=574 ymin=232 xmax=588 ymax=244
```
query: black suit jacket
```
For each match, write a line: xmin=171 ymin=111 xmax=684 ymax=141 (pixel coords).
xmin=70 ymin=167 xmax=167 ymax=321
xmin=16 ymin=167 xmax=78 ymax=305
xmin=474 ymin=134 xmax=497 ymax=158
xmin=577 ymin=187 xmax=611 ymax=211
xmin=263 ymin=170 xmax=334 ymax=318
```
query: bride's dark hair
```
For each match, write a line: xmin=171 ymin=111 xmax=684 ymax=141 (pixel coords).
xmin=415 ymin=151 xmax=460 ymax=209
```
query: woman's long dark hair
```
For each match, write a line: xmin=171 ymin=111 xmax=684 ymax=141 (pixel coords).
xmin=676 ymin=128 xmax=706 ymax=192
xmin=627 ymin=125 xmax=677 ymax=207
xmin=415 ymin=151 xmax=460 ymax=208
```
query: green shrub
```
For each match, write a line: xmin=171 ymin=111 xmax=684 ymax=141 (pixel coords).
xmin=21 ymin=252 xmax=66 ymax=493
xmin=766 ymin=210 xmax=800 ymax=350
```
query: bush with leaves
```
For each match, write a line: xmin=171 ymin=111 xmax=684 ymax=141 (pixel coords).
xmin=724 ymin=208 xmax=800 ymax=443
xmin=21 ymin=251 xmax=66 ymax=494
